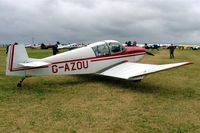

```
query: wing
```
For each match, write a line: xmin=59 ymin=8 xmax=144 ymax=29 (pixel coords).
xmin=99 ymin=62 xmax=192 ymax=80
xmin=19 ymin=61 xmax=51 ymax=68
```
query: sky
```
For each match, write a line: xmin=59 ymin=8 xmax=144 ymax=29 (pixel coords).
xmin=1 ymin=0 xmax=200 ymax=44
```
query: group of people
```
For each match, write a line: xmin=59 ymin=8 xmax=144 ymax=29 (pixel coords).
xmin=125 ymin=41 xmax=137 ymax=46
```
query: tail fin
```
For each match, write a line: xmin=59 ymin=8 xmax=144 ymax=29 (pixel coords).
xmin=6 ymin=44 xmax=29 ymax=76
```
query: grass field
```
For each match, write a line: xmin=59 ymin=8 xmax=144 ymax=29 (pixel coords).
xmin=0 ymin=48 xmax=200 ymax=132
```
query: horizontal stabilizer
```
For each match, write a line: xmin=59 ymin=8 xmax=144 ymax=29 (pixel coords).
xmin=19 ymin=61 xmax=51 ymax=68
xmin=99 ymin=62 xmax=193 ymax=80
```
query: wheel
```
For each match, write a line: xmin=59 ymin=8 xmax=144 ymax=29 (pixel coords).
xmin=133 ymin=79 xmax=142 ymax=82
xmin=17 ymin=83 xmax=22 ymax=87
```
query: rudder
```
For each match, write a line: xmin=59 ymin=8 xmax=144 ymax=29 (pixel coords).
xmin=6 ymin=44 xmax=29 ymax=76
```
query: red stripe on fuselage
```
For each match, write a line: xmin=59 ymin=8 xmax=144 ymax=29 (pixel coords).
xmin=11 ymin=53 xmax=144 ymax=71
xmin=10 ymin=45 xmax=15 ymax=71
xmin=8 ymin=45 xmax=12 ymax=70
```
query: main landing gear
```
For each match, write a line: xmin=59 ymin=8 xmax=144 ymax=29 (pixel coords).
xmin=17 ymin=77 xmax=27 ymax=87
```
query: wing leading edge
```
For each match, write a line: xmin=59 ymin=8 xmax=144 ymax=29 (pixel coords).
xmin=99 ymin=62 xmax=193 ymax=80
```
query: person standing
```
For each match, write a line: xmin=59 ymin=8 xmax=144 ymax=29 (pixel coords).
xmin=6 ymin=44 xmax=11 ymax=54
xmin=133 ymin=41 xmax=137 ymax=46
xmin=6 ymin=43 xmax=17 ymax=54
xmin=168 ymin=44 xmax=175 ymax=59
xmin=52 ymin=42 xmax=59 ymax=55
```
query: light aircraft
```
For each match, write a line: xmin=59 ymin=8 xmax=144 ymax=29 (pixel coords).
xmin=57 ymin=43 xmax=83 ymax=50
xmin=29 ymin=44 xmax=40 ymax=49
xmin=57 ymin=44 xmax=69 ymax=50
xmin=65 ymin=43 xmax=86 ymax=50
xmin=6 ymin=40 xmax=192 ymax=87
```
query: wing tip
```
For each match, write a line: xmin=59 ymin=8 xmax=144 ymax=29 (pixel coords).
xmin=182 ymin=61 xmax=193 ymax=66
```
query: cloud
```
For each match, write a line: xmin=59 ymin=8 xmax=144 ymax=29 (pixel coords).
xmin=0 ymin=0 xmax=200 ymax=44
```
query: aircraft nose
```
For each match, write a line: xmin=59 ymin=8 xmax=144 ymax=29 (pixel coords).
xmin=125 ymin=46 xmax=146 ymax=54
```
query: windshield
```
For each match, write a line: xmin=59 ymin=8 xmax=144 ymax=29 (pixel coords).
xmin=91 ymin=42 xmax=125 ymax=57
xmin=92 ymin=44 xmax=110 ymax=56
xmin=109 ymin=42 xmax=125 ymax=54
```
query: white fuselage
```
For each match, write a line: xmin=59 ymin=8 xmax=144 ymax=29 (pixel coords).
xmin=7 ymin=40 xmax=146 ymax=77
xmin=25 ymin=46 xmax=145 ymax=76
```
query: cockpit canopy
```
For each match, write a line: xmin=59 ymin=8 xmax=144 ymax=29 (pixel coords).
xmin=88 ymin=40 xmax=125 ymax=56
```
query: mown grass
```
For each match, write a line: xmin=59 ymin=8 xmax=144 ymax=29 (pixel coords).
xmin=0 ymin=48 xmax=200 ymax=132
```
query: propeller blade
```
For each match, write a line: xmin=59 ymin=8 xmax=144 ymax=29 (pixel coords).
xmin=146 ymin=51 xmax=154 ymax=56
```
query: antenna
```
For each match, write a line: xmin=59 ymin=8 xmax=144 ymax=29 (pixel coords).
xmin=31 ymin=37 xmax=35 ymax=44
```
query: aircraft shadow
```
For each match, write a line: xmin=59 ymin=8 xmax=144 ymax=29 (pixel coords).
xmin=21 ymin=75 xmax=186 ymax=98
xmin=77 ymin=75 xmax=194 ymax=99
xmin=75 ymin=75 xmax=176 ymax=95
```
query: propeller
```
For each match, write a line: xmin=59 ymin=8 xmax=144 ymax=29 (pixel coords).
xmin=146 ymin=51 xmax=154 ymax=56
